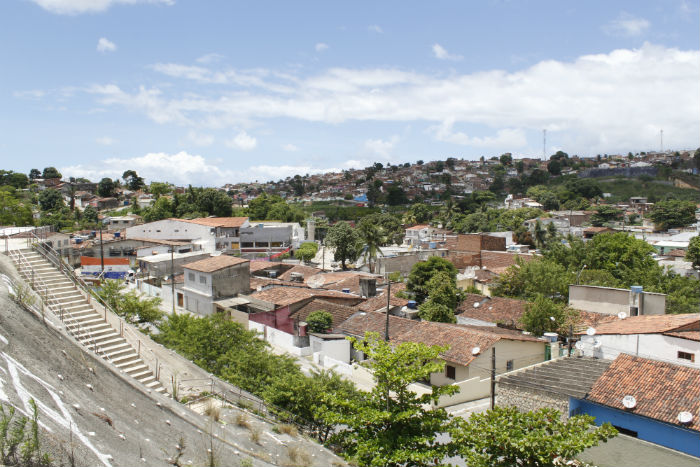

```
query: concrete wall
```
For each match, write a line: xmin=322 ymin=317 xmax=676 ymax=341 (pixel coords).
xmin=569 ymin=285 xmax=666 ymax=316
xmin=580 ymin=334 xmax=699 ymax=368
xmin=310 ymin=336 xmax=351 ymax=363
xmin=497 ymin=384 xmax=570 ymax=419
xmin=467 ymin=340 xmax=546 ymax=381
xmin=126 ymin=219 xmax=215 ymax=252
xmin=248 ymin=321 xmax=313 ymax=357
xmin=570 ymin=398 xmax=700 ymax=457
xmin=210 ymin=263 xmax=250 ymax=299
xmin=377 ymin=254 xmax=421 ymax=275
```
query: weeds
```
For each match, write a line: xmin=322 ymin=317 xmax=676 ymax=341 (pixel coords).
xmin=0 ymin=400 xmax=51 ymax=466
xmin=239 ymin=458 xmax=253 ymax=467
xmin=276 ymin=424 xmax=298 ymax=437
xmin=163 ymin=435 xmax=186 ymax=467
xmin=204 ymin=400 xmax=220 ymax=422
xmin=249 ymin=426 xmax=262 ymax=444
xmin=287 ymin=444 xmax=312 ymax=467
xmin=234 ymin=412 xmax=250 ymax=429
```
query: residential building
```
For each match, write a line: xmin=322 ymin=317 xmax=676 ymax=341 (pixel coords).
xmin=125 ymin=217 xmax=250 ymax=253
xmin=568 ymin=284 xmax=666 ymax=316
xmin=576 ymin=313 xmax=699 ymax=367
xmin=182 ymin=254 xmax=251 ymax=316
xmin=571 ymin=354 xmax=700 ymax=457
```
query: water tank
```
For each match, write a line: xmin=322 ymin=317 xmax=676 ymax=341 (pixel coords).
xmin=543 ymin=332 xmax=558 ymax=343
xmin=114 ymin=232 xmax=121 ymax=238
xmin=429 ymin=242 xmax=436 ymax=249
xmin=630 ymin=285 xmax=643 ymax=294
xmin=268 ymin=270 xmax=277 ymax=278
xmin=407 ymin=300 xmax=417 ymax=309
xmin=75 ymin=238 xmax=83 ymax=244
xmin=298 ymin=322 xmax=308 ymax=336
xmin=342 ymin=288 xmax=351 ymax=293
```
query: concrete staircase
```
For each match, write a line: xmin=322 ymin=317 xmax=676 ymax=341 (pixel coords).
xmin=9 ymin=247 xmax=166 ymax=394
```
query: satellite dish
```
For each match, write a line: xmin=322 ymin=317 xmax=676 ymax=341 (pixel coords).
xmin=575 ymin=341 xmax=584 ymax=350
xmin=473 ymin=302 xmax=480 ymax=308
xmin=586 ymin=327 xmax=596 ymax=336
xmin=678 ymin=411 xmax=693 ymax=424
xmin=617 ymin=311 xmax=627 ymax=320
xmin=471 ymin=346 xmax=481 ymax=355
xmin=622 ymin=395 xmax=637 ymax=409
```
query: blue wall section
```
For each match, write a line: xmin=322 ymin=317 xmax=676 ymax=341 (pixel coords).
xmin=570 ymin=398 xmax=700 ymax=457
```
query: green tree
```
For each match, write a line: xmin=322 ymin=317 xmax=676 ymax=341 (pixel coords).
xmin=590 ymin=205 xmax=622 ymax=226
xmin=122 ymin=170 xmax=145 ymax=191
xmin=97 ymin=177 xmax=116 ymax=197
xmin=197 ymin=188 xmax=233 ymax=217
xmin=148 ymin=182 xmax=172 ymax=198
xmin=515 ymin=160 xmax=525 ymax=174
xmin=686 ymin=236 xmax=700 ymax=270
xmin=546 ymin=159 xmax=561 ymax=176
xmin=649 ymin=199 xmax=697 ymax=230
xmin=385 ymin=184 xmax=408 ymax=206
xmin=324 ymin=333 xmax=459 ymax=467
xmin=294 ymin=242 xmax=318 ymax=263
xmin=306 ymin=311 xmax=333 ymax=333
xmin=28 ymin=168 xmax=41 ymax=180
xmin=492 ymin=258 xmax=571 ymax=301
xmin=41 ymin=167 xmax=61 ymax=179
xmin=450 ymin=406 xmax=617 ymax=467
xmin=0 ymin=191 xmax=33 ymax=226
xmin=520 ymin=294 xmax=573 ymax=336
xmin=38 ymin=188 xmax=63 ymax=212
xmin=143 ymin=196 xmax=174 ymax=222
xmin=81 ymin=205 xmax=99 ymax=226
xmin=407 ymin=256 xmax=458 ymax=303
xmin=499 ymin=153 xmax=512 ymax=166
xmin=325 ymin=221 xmax=362 ymax=270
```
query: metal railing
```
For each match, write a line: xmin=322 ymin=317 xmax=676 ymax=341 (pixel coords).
xmin=7 ymin=248 xmax=108 ymax=359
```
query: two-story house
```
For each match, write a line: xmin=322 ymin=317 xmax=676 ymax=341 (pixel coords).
xmin=182 ymin=255 xmax=251 ymax=315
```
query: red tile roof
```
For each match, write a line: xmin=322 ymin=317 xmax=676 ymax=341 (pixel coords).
xmin=575 ymin=313 xmax=699 ymax=336
xmin=457 ymin=294 xmax=527 ymax=328
xmin=250 ymin=286 xmax=361 ymax=308
xmin=336 ymin=311 xmax=419 ymax=339
xmin=293 ymin=299 xmax=359 ymax=329
xmin=663 ymin=330 xmax=700 ymax=342
xmin=587 ymin=354 xmax=700 ymax=431
xmin=184 ymin=255 xmax=249 ymax=272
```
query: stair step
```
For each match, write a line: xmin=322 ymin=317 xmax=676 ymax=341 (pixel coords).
xmin=103 ymin=347 xmax=134 ymax=360
xmin=112 ymin=354 xmax=140 ymax=367
xmin=123 ymin=363 xmax=149 ymax=375
xmin=129 ymin=369 xmax=153 ymax=380
xmin=144 ymin=380 xmax=162 ymax=388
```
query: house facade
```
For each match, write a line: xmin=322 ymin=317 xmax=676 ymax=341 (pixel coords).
xmin=182 ymin=255 xmax=251 ymax=315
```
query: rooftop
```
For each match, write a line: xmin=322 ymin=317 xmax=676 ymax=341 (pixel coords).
xmin=587 ymin=353 xmax=700 ymax=432
xmin=575 ymin=313 xmax=699 ymax=336
xmin=183 ymin=255 xmax=249 ymax=273
xmin=174 ymin=217 xmax=249 ymax=228
xmin=457 ymin=293 xmax=527 ymax=328
xmin=498 ymin=356 xmax=613 ymax=399
xmin=293 ymin=299 xmax=359 ymax=329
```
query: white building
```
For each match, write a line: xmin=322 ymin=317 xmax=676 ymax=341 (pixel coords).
xmin=404 ymin=225 xmax=433 ymax=246
xmin=125 ymin=217 xmax=250 ymax=253
xmin=182 ymin=255 xmax=250 ymax=316
xmin=578 ymin=313 xmax=699 ymax=368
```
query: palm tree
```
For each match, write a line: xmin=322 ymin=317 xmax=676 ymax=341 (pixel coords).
xmin=357 ymin=221 xmax=386 ymax=273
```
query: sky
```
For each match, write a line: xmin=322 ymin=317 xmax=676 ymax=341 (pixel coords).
xmin=1 ymin=0 xmax=698 ymax=186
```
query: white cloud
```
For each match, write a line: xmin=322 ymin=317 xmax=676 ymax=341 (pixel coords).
xmin=364 ymin=135 xmax=399 ymax=159
xmin=195 ymin=53 xmax=224 ymax=64
xmin=13 ymin=90 xmax=45 ymax=100
xmin=61 ymin=151 xmax=340 ymax=186
xmin=431 ymin=121 xmax=527 ymax=148
xmin=432 ymin=43 xmax=462 ymax=61
xmin=282 ymin=143 xmax=299 ymax=152
xmin=30 ymin=0 xmax=173 ymax=15
xmin=89 ymin=43 xmax=700 ymax=155
xmin=97 ymin=37 xmax=117 ymax=53
xmin=315 ymin=43 xmax=329 ymax=52
xmin=368 ymin=25 xmax=383 ymax=33
xmin=225 ymin=131 xmax=257 ymax=151
xmin=604 ymin=13 xmax=650 ymax=37
xmin=95 ymin=136 xmax=117 ymax=145
xmin=186 ymin=130 xmax=214 ymax=147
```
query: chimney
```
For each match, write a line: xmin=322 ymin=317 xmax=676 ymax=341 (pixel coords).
xmin=360 ymin=278 xmax=377 ymax=298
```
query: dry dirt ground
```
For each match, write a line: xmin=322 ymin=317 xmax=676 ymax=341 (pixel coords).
xmin=0 ymin=254 xmax=346 ymax=467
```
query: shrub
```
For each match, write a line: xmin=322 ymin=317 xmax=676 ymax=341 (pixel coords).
xmin=306 ymin=311 xmax=333 ymax=333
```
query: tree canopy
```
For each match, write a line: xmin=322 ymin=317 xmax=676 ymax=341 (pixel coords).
xmin=649 ymin=199 xmax=697 ymax=230
xmin=407 ymin=256 xmax=458 ymax=304
xmin=325 ymin=221 xmax=362 ymax=270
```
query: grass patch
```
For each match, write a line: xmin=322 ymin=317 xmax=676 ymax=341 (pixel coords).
xmin=234 ymin=412 xmax=250 ymax=429
xmin=287 ymin=444 xmax=312 ymax=467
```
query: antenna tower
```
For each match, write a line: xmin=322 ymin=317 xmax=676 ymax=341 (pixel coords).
xmin=660 ymin=129 xmax=663 ymax=153
xmin=543 ymin=129 xmax=546 ymax=160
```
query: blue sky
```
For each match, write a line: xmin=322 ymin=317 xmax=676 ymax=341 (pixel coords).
xmin=1 ymin=0 xmax=698 ymax=186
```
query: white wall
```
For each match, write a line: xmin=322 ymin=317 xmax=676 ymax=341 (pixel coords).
xmin=126 ymin=219 xmax=215 ymax=252
xmin=580 ymin=333 xmax=699 ymax=368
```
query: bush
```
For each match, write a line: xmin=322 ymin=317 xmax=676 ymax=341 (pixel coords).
xmin=306 ymin=311 xmax=333 ymax=333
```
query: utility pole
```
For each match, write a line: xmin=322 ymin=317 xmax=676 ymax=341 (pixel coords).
xmin=490 ymin=347 xmax=496 ymax=409
xmin=384 ymin=277 xmax=391 ymax=342
xmin=660 ymin=129 xmax=664 ymax=153
xmin=567 ymin=324 xmax=573 ymax=356
xmin=170 ymin=248 xmax=176 ymax=315
xmin=99 ymin=224 xmax=104 ymax=277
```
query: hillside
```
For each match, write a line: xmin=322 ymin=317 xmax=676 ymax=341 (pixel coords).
xmin=0 ymin=254 xmax=345 ymax=467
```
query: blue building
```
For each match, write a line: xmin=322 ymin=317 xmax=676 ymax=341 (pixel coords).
xmin=574 ymin=353 xmax=700 ymax=457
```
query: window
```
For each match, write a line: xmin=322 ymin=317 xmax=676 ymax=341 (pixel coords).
xmin=188 ymin=272 xmax=195 ymax=281
xmin=678 ymin=351 xmax=695 ymax=362
xmin=506 ymin=359 xmax=514 ymax=371
xmin=445 ymin=365 xmax=456 ymax=380
xmin=199 ymin=275 xmax=207 ymax=284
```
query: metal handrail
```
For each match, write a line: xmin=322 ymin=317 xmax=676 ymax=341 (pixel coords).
xmin=10 ymin=246 xmax=109 ymax=362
